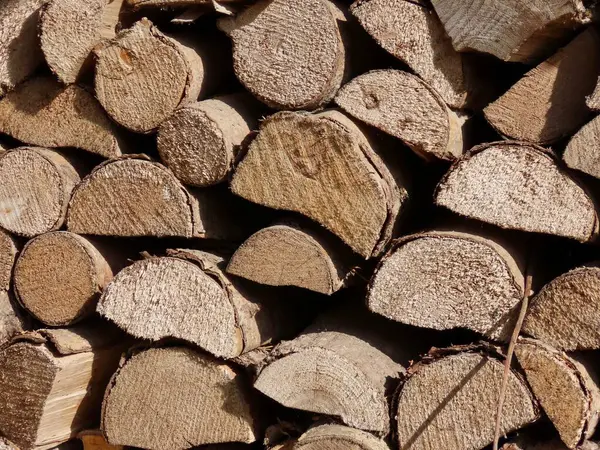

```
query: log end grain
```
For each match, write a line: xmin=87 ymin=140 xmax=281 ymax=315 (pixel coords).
xmin=14 ymin=232 xmax=112 ymax=326
xmin=564 ymin=115 xmax=600 ymax=179
xmin=435 ymin=142 xmax=598 ymax=241
xmin=293 ymin=425 xmax=390 ymax=450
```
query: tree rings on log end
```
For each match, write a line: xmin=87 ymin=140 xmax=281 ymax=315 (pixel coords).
xmin=292 ymin=425 xmax=390 ymax=450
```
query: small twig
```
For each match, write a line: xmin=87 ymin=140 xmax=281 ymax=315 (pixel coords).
xmin=492 ymin=274 xmax=533 ymax=450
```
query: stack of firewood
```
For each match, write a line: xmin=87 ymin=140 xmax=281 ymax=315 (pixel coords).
xmin=2 ymin=0 xmax=600 ymax=449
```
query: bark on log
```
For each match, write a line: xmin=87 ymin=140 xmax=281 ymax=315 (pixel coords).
xmin=78 ymin=431 xmax=122 ymax=450
xmin=157 ymin=93 xmax=261 ymax=187
xmin=98 ymin=249 xmax=306 ymax=358
xmin=430 ymin=0 xmax=591 ymax=63
xmin=395 ymin=347 xmax=538 ymax=450
xmin=230 ymin=110 xmax=408 ymax=259
xmin=0 ymin=0 xmax=46 ymax=97
xmin=350 ymin=0 xmax=469 ymax=109
xmin=289 ymin=425 xmax=390 ymax=450
xmin=484 ymin=29 xmax=600 ymax=144
xmin=101 ymin=346 xmax=259 ymax=449
xmin=0 ymin=229 xmax=17 ymax=292
xmin=95 ymin=18 xmax=207 ymax=133
xmin=0 ymin=147 xmax=80 ymax=238
xmin=335 ymin=69 xmax=464 ymax=161
xmin=523 ymin=265 xmax=600 ymax=351
xmin=0 ymin=291 xmax=29 ymax=348
xmin=0 ymin=325 xmax=126 ymax=450
xmin=226 ymin=223 xmax=354 ymax=295
xmin=40 ymin=0 xmax=123 ymax=83
xmin=14 ymin=232 xmax=113 ymax=327
xmin=367 ymin=231 xmax=524 ymax=340
xmin=0 ymin=77 xmax=123 ymax=158
xmin=564 ymin=116 xmax=600 ymax=180
xmin=434 ymin=141 xmax=598 ymax=241
xmin=219 ymin=0 xmax=346 ymax=110
xmin=515 ymin=338 xmax=600 ymax=449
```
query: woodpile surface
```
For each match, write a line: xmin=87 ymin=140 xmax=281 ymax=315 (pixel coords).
xmin=4 ymin=1 xmax=600 ymax=450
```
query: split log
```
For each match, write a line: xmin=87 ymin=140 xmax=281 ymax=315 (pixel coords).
xmin=350 ymin=0 xmax=469 ymax=109
xmin=227 ymin=223 xmax=356 ymax=295
xmin=335 ymin=69 xmax=464 ymax=161
xmin=430 ymin=0 xmax=591 ymax=63
xmin=0 ymin=291 xmax=29 ymax=347
xmin=157 ymin=93 xmax=261 ymax=187
xmin=40 ymin=0 xmax=123 ymax=84
xmin=0 ymin=147 xmax=80 ymax=238
xmin=564 ymin=116 xmax=600 ymax=180
xmin=14 ymin=232 xmax=112 ymax=327
xmin=95 ymin=18 xmax=207 ymax=133
xmin=484 ymin=29 xmax=600 ymax=144
xmin=587 ymin=78 xmax=600 ymax=111
xmin=395 ymin=347 xmax=538 ymax=450
xmin=367 ymin=231 xmax=524 ymax=340
xmin=231 ymin=110 xmax=408 ymax=259
xmin=98 ymin=249 xmax=307 ymax=358
xmin=78 ymin=431 xmax=122 ymax=450
xmin=219 ymin=0 xmax=346 ymax=110
xmin=434 ymin=141 xmax=598 ymax=241
xmin=0 ymin=0 xmax=46 ymax=96
xmin=523 ymin=265 xmax=600 ymax=351
xmin=0 ymin=325 xmax=126 ymax=450
xmin=0 ymin=77 xmax=122 ymax=158
xmin=289 ymin=425 xmax=389 ymax=450
xmin=102 ymin=346 xmax=259 ymax=448
xmin=0 ymin=229 xmax=17 ymax=291
xmin=515 ymin=338 xmax=600 ymax=449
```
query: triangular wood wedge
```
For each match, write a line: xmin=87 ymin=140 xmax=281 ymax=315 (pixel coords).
xmin=219 ymin=0 xmax=346 ymax=110
xmin=515 ymin=338 xmax=600 ymax=449
xmin=231 ymin=110 xmax=408 ymax=259
xmin=335 ymin=69 xmax=464 ymax=161
xmin=431 ymin=0 xmax=591 ymax=63
xmin=101 ymin=346 xmax=259 ymax=449
xmin=435 ymin=141 xmax=598 ymax=241
xmin=523 ymin=265 xmax=600 ymax=351
xmin=368 ymin=231 xmax=524 ymax=340
xmin=396 ymin=347 xmax=538 ymax=450
xmin=564 ymin=116 xmax=600 ymax=180
xmin=289 ymin=425 xmax=390 ymax=450
xmin=0 ymin=147 xmax=80 ymax=238
xmin=484 ymin=29 xmax=600 ymax=144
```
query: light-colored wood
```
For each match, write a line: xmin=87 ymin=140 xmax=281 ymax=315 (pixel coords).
xmin=0 ymin=326 xmax=125 ymax=450
xmin=335 ymin=69 xmax=464 ymax=161
xmin=291 ymin=425 xmax=390 ymax=450
xmin=128 ymin=0 xmax=245 ymax=7
xmin=40 ymin=0 xmax=123 ymax=83
xmin=0 ymin=229 xmax=17 ymax=291
xmin=564 ymin=116 xmax=600 ymax=180
xmin=587 ymin=77 xmax=600 ymax=111
xmin=350 ymin=0 xmax=469 ymax=109
xmin=368 ymin=231 xmax=524 ymax=340
xmin=435 ymin=141 xmax=598 ymax=242
xmin=0 ymin=77 xmax=122 ymax=158
xmin=431 ymin=0 xmax=590 ymax=63
xmin=396 ymin=349 xmax=538 ymax=450
xmin=0 ymin=0 xmax=46 ymax=96
xmin=102 ymin=346 xmax=258 ymax=449
xmin=484 ymin=29 xmax=600 ymax=144
xmin=78 ymin=431 xmax=122 ymax=450
xmin=0 ymin=291 xmax=28 ymax=347
xmin=515 ymin=338 xmax=600 ymax=449
xmin=0 ymin=147 xmax=80 ymax=238
xmin=231 ymin=110 xmax=408 ymax=258
xmin=95 ymin=18 xmax=205 ymax=133
xmin=220 ymin=0 xmax=346 ymax=110
xmin=157 ymin=93 xmax=261 ymax=187
xmin=14 ymin=232 xmax=112 ymax=327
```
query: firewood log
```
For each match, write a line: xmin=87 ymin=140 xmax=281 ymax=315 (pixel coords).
xmin=0 ymin=147 xmax=80 ymax=238
xmin=0 ymin=325 xmax=127 ymax=450
xmin=101 ymin=346 xmax=259 ymax=449
xmin=78 ymin=431 xmax=122 ymax=450
xmin=395 ymin=346 xmax=538 ymax=450
xmin=0 ymin=291 xmax=29 ymax=347
xmin=504 ymin=438 xmax=599 ymax=450
xmin=230 ymin=110 xmax=408 ymax=259
xmin=0 ymin=438 xmax=17 ymax=450
xmin=218 ymin=0 xmax=347 ymax=110
xmin=588 ymin=78 xmax=600 ymax=111
xmin=0 ymin=0 xmax=46 ymax=96
xmin=40 ymin=0 xmax=124 ymax=83
xmin=335 ymin=69 xmax=464 ymax=161
xmin=0 ymin=230 xmax=17 ymax=292
xmin=157 ymin=93 xmax=262 ymax=187
xmin=564 ymin=116 xmax=600 ymax=180
xmin=367 ymin=231 xmax=525 ymax=340
xmin=0 ymin=77 xmax=123 ymax=158
xmin=515 ymin=338 xmax=600 ymax=449
xmin=288 ymin=425 xmax=390 ymax=450
xmin=430 ymin=0 xmax=591 ymax=63
xmin=226 ymin=223 xmax=355 ymax=295
xmin=14 ymin=232 xmax=112 ymax=327
xmin=434 ymin=141 xmax=598 ymax=241
xmin=523 ymin=265 xmax=600 ymax=351
xmin=128 ymin=0 xmax=246 ymax=7
xmin=484 ymin=29 xmax=600 ymax=144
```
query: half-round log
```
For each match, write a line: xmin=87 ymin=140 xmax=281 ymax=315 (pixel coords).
xmin=564 ymin=116 xmax=600 ymax=180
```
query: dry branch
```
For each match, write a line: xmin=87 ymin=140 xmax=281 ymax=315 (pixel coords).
xmin=435 ymin=141 xmax=598 ymax=241
xmin=564 ymin=116 xmax=600 ymax=180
